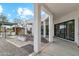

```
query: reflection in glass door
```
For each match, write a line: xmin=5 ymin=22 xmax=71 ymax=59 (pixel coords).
xmin=59 ymin=23 xmax=66 ymax=38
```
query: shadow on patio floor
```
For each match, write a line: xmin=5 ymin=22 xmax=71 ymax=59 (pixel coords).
xmin=21 ymin=44 xmax=34 ymax=54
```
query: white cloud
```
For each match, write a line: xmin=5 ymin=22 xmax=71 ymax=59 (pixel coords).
xmin=22 ymin=8 xmax=34 ymax=16
xmin=20 ymin=15 xmax=26 ymax=19
xmin=0 ymin=5 xmax=3 ymax=13
xmin=17 ymin=8 xmax=34 ymax=17
xmin=17 ymin=8 xmax=23 ymax=15
xmin=8 ymin=14 xmax=11 ymax=17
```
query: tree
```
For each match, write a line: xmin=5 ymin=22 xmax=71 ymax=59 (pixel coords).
xmin=13 ymin=18 xmax=22 ymax=23
xmin=13 ymin=18 xmax=22 ymax=27
xmin=0 ymin=14 xmax=8 ymax=22
xmin=0 ymin=14 xmax=8 ymax=33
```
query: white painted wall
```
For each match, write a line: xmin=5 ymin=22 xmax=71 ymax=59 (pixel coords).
xmin=53 ymin=8 xmax=79 ymax=45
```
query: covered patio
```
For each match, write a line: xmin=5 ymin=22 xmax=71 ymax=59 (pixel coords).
xmin=33 ymin=3 xmax=79 ymax=55
xmin=0 ymin=3 xmax=79 ymax=56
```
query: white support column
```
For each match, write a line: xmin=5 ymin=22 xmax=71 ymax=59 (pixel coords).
xmin=32 ymin=23 xmax=34 ymax=35
xmin=25 ymin=25 xmax=27 ymax=35
xmin=15 ymin=25 xmax=17 ymax=35
xmin=43 ymin=20 xmax=46 ymax=37
xmin=49 ymin=14 xmax=54 ymax=42
xmin=75 ymin=18 xmax=79 ymax=46
xmin=34 ymin=4 xmax=41 ymax=53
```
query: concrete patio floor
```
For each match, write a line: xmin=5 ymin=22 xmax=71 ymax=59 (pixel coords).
xmin=37 ymin=38 xmax=79 ymax=56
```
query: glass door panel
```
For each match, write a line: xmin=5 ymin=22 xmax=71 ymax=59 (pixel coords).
xmin=59 ymin=23 xmax=65 ymax=38
xmin=54 ymin=24 xmax=60 ymax=37
xmin=65 ymin=20 xmax=74 ymax=41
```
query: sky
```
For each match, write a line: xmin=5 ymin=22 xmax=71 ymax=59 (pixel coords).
xmin=0 ymin=3 xmax=46 ymax=22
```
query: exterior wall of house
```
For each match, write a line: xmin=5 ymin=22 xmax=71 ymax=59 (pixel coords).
xmin=53 ymin=8 xmax=79 ymax=45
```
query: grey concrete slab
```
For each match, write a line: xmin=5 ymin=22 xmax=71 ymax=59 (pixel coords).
xmin=0 ymin=38 xmax=33 ymax=56
xmin=37 ymin=38 xmax=79 ymax=56
xmin=0 ymin=36 xmax=48 ymax=56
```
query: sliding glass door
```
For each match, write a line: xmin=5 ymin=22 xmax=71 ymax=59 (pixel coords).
xmin=59 ymin=23 xmax=66 ymax=38
xmin=54 ymin=20 xmax=74 ymax=41
xmin=54 ymin=24 xmax=60 ymax=37
xmin=65 ymin=20 xmax=74 ymax=41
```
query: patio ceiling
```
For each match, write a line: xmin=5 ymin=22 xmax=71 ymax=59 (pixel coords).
xmin=45 ymin=3 xmax=79 ymax=19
